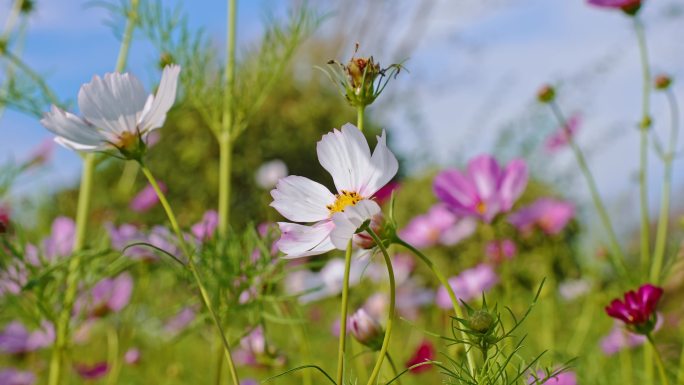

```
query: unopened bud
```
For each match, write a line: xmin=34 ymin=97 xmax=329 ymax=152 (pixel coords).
xmin=654 ymin=75 xmax=672 ymax=90
xmin=468 ymin=310 xmax=495 ymax=333
xmin=353 ymin=212 xmax=384 ymax=249
xmin=159 ymin=52 xmax=175 ymax=69
xmin=20 ymin=0 xmax=35 ymax=14
xmin=349 ymin=308 xmax=384 ymax=350
xmin=537 ymin=85 xmax=556 ymax=103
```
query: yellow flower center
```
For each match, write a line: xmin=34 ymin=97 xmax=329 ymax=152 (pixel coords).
xmin=117 ymin=131 xmax=139 ymax=149
xmin=476 ymin=201 xmax=487 ymax=215
xmin=327 ymin=190 xmax=363 ymax=214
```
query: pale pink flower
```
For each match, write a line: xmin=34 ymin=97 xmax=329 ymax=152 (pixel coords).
xmin=545 ymin=114 xmax=580 ymax=152
xmin=436 ymin=264 xmax=498 ymax=309
xmin=271 ymin=124 xmax=398 ymax=257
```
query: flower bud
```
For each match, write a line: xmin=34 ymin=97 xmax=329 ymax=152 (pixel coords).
xmin=537 ymin=85 xmax=556 ymax=103
xmin=654 ymin=75 xmax=672 ymax=91
xmin=467 ymin=310 xmax=495 ymax=334
xmin=20 ymin=0 xmax=35 ymax=14
xmin=349 ymin=308 xmax=384 ymax=350
xmin=159 ymin=52 xmax=175 ymax=69
xmin=353 ymin=212 xmax=384 ymax=249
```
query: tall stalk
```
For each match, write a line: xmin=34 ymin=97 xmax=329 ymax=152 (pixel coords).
xmin=634 ymin=16 xmax=652 ymax=278
xmin=650 ymin=89 xmax=679 ymax=283
xmin=335 ymin=241 xmax=354 ymax=385
xmin=218 ymin=0 xmax=237 ymax=236
xmin=46 ymin=3 xmax=139 ymax=384
xmin=139 ymin=163 xmax=241 ymax=384
xmin=365 ymin=229 xmax=396 ymax=385
xmin=548 ymin=101 xmax=630 ymax=281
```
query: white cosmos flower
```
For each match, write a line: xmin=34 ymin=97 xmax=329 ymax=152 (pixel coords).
xmin=271 ymin=123 xmax=398 ymax=258
xmin=40 ymin=65 xmax=181 ymax=156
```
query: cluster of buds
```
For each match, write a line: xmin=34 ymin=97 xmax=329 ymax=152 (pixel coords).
xmin=322 ymin=44 xmax=404 ymax=108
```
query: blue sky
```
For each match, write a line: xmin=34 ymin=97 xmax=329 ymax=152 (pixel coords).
xmin=2 ymin=0 xmax=684 ymax=233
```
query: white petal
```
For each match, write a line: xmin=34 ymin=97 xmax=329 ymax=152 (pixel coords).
xmin=275 ymin=221 xmax=335 ymax=258
xmin=54 ymin=137 xmax=107 ymax=152
xmin=40 ymin=106 xmax=106 ymax=151
xmin=138 ymin=65 xmax=181 ymax=132
xmin=270 ymin=176 xmax=335 ymax=222
xmin=330 ymin=200 xmax=381 ymax=250
xmin=317 ymin=123 xmax=372 ymax=193
xmin=78 ymin=72 xmax=148 ymax=136
xmin=358 ymin=130 xmax=398 ymax=197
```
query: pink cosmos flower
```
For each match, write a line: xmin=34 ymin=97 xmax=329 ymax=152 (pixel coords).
xmin=255 ymin=159 xmax=288 ymax=189
xmin=400 ymin=204 xmax=476 ymax=248
xmin=434 ymin=155 xmax=528 ymax=223
xmin=406 ymin=340 xmax=435 ymax=373
xmin=164 ymin=307 xmax=196 ymax=336
xmin=485 ymin=239 xmax=517 ymax=263
xmin=600 ymin=324 xmax=647 ymax=355
xmin=373 ymin=180 xmax=400 ymax=206
xmin=436 ymin=264 xmax=498 ymax=309
xmin=124 ymin=348 xmax=141 ymax=365
xmin=587 ymin=0 xmax=643 ymax=14
xmin=0 ymin=321 xmax=54 ymax=354
xmin=23 ymin=139 xmax=54 ymax=170
xmin=349 ymin=308 xmax=383 ymax=348
xmin=509 ymin=198 xmax=575 ymax=235
xmin=191 ymin=210 xmax=218 ymax=242
xmin=76 ymin=273 xmax=133 ymax=318
xmin=130 ymin=182 xmax=165 ymax=212
xmin=74 ymin=362 xmax=109 ymax=380
xmin=271 ymin=124 xmax=398 ymax=257
xmin=0 ymin=369 xmax=36 ymax=385
xmin=545 ymin=114 xmax=580 ymax=152
xmin=0 ymin=263 xmax=28 ymax=298
xmin=528 ymin=370 xmax=577 ymax=385
xmin=605 ymin=284 xmax=663 ymax=333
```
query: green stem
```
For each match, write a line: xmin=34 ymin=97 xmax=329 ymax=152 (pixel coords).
xmin=677 ymin=323 xmax=684 ymax=385
xmin=114 ymin=0 xmax=139 ymax=73
xmin=393 ymin=237 xmax=476 ymax=377
xmin=651 ymin=89 xmax=679 ymax=283
xmin=218 ymin=0 xmax=237 ymax=236
xmin=1 ymin=0 xmax=23 ymax=40
xmin=648 ymin=334 xmax=671 ymax=385
xmin=549 ymin=101 xmax=630 ymax=281
xmin=139 ymin=164 xmax=241 ymax=385
xmin=105 ymin=327 xmax=121 ymax=385
xmin=385 ymin=352 xmax=401 ymax=385
xmin=46 ymin=153 xmax=95 ymax=385
xmin=634 ymin=16 xmax=652 ymax=278
xmin=336 ymin=241 xmax=354 ymax=385
xmin=365 ymin=229 xmax=396 ymax=385
xmin=357 ymin=105 xmax=365 ymax=131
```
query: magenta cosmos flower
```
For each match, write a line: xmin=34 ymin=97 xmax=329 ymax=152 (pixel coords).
xmin=406 ymin=340 xmax=435 ymax=374
xmin=545 ymin=114 xmax=580 ymax=152
xmin=587 ymin=0 xmax=643 ymax=15
xmin=271 ymin=123 xmax=398 ymax=257
xmin=434 ymin=155 xmax=528 ymax=223
xmin=0 ymin=204 xmax=10 ymax=234
xmin=605 ymin=284 xmax=663 ymax=334
xmin=485 ymin=239 xmax=517 ymax=263
xmin=0 ymin=321 xmax=54 ymax=354
xmin=509 ymin=198 xmax=574 ymax=235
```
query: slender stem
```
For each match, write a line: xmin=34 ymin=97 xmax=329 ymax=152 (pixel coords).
xmin=394 ymin=237 xmax=476 ymax=377
xmin=549 ymin=101 xmax=630 ymax=280
xmin=114 ymin=0 xmax=139 ymax=73
xmin=3 ymin=50 xmax=60 ymax=105
xmin=677 ymin=323 xmax=684 ymax=385
xmin=218 ymin=0 xmax=237 ymax=236
xmin=357 ymin=105 xmax=365 ymax=131
xmin=648 ymin=335 xmax=671 ymax=385
xmin=651 ymin=89 xmax=679 ymax=283
xmin=385 ymin=352 xmax=401 ymax=385
xmin=1 ymin=0 xmax=23 ymax=40
xmin=365 ymin=229 xmax=396 ymax=385
xmin=634 ymin=16 xmax=652 ymax=278
xmin=336 ymin=241 xmax=353 ymax=385
xmin=139 ymin=164 xmax=241 ymax=385
xmin=46 ymin=153 xmax=95 ymax=385
xmin=105 ymin=327 xmax=121 ymax=385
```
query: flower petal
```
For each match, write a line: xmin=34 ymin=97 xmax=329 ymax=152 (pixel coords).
xmin=330 ymin=200 xmax=381 ymax=250
xmin=275 ymin=221 xmax=335 ymax=258
xmin=40 ymin=106 xmax=107 ymax=151
xmin=317 ymin=123 xmax=372 ymax=193
xmin=433 ymin=169 xmax=478 ymax=215
xmin=358 ymin=130 xmax=399 ymax=197
xmin=138 ymin=65 xmax=181 ymax=132
xmin=270 ymin=176 xmax=335 ymax=222
xmin=498 ymin=159 xmax=528 ymax=210
xmin=78 ymin=72 xmax=148 ymax=136
xmin=467 ymin=155 xmax=502 ymax=202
